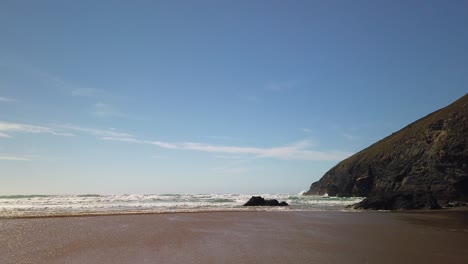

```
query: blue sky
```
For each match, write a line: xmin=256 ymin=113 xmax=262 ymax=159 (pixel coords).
xmin=1 ymin=0 xmax=467 ymax=194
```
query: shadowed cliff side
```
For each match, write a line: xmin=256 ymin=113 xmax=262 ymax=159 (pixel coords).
xmin=305 ymin=94 xmax=468 ymax=210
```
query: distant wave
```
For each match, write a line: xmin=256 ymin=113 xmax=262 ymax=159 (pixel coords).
xmin=0 ymin=195 xmax=54 ymax=199
xmin=77 ymin=194 xmax=102 ymax=197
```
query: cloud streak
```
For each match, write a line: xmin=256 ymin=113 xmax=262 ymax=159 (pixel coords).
xmin=0 ymin=132 xmax=12 ymax=138
xmin=99 ymin=137 xmax=180 ymax=149
xmin=0 ymin=121 xmax=74 ymax=138
xmin=0 ymin=96 xmax=17 ymax=102
xmin=0 ymin=121 xmax=352 ymax=162
xmin=100 ymin=136 xmax=351 ymax=161
xmin=0 ymin=155 xmax=30 ymax=161
xmin=64 ymin=126 xmax=179 ymax=150
xmin=61 ymin=125 xmax=133 ymax=138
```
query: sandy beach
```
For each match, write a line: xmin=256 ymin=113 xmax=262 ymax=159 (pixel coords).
xmin=1 ymin=210 xmax=467 ymax=264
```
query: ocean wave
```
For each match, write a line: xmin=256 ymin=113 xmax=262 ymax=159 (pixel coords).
xmin=0 ymin=193 xmax=363 ymax=218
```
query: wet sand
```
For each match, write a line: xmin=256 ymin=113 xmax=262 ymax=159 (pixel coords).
xmin=1 ymin=210 xmax=467 ymax=264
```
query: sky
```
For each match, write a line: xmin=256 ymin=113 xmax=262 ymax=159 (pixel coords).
xmin=1 ymin=0 xmax=467 ymax=195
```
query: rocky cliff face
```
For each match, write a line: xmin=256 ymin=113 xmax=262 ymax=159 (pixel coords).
xmin=304 ymin=94 xmax=468 ymax=209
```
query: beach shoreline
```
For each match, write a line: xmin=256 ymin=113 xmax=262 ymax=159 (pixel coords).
xmin=1 ymin=206 xmax=467 ymax=219
xmin=1 ymin=210 xmax=467 ymax=264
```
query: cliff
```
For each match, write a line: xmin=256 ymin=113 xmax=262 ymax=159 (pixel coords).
xmin=304 ymin=94 xmax=468 ymax=209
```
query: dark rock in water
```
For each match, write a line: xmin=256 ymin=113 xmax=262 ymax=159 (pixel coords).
xmin=326 ymin=185 xmax=339 ymax=196
xmin=353 ymin=176 xmax=373 ymax=197
xmin=349 ymin=190 xmax=441 ymax=210
xmin=305 ymin=94 xmax=468 ymax=210
xmin=243 ymin=196 xmax=289 ymax=206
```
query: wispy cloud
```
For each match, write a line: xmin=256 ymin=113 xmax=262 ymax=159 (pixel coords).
xmin=9 ymin=64 xmax=120 ymax=106
xmin=300 ymin=127 xmax=312 ymax=133
xmin=34 ymin=70 xmax=96 ymax=99
xmin=61 ymin=124 xmax=133 ymax=138
xmin=98 ymin=136 xmax=179 ymax=149
xmin=0 ymin=132 xmax=12 ymax=138
xmin=0 ymin=96 xmax=17 ymax=102
xmin=100 ymin=135 xmax=351 ymax=161
xmin=0 ymin=121 xmax=74 ymax=138
xmin=0 ymin=155 xmax=30 ymax=161
xmin=36 ymin=71 xmax=128 ymax=118
xmin=148 ymin=140 xmax=179 ymax=149
xmin=197 ymin=140 xmax=352 ymax=161
xmin=181 ymin=142 xmax=264 ymax=155
xmin=1 ymin=63 xmax=99 ymax=100
xmin=0 ymin=120 xmax=352 ymax=161
xmin=3 ymin=65 xmax=142 ymax=122
xmin=254 ymin=140 xmax=350 ymax=161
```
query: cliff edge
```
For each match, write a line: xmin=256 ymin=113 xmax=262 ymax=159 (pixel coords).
xmin=304 ymin=94 xmax=468 ymax=210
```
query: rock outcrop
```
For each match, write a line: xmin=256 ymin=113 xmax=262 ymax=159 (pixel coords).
xmin=305 ymin=94 xmax=468 ymax=210
xmin=243 ymin=196 xmax=289 ymax=206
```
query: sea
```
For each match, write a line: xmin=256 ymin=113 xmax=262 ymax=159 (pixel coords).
xmin=0 ymin=193 xmax=364 ymax=218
